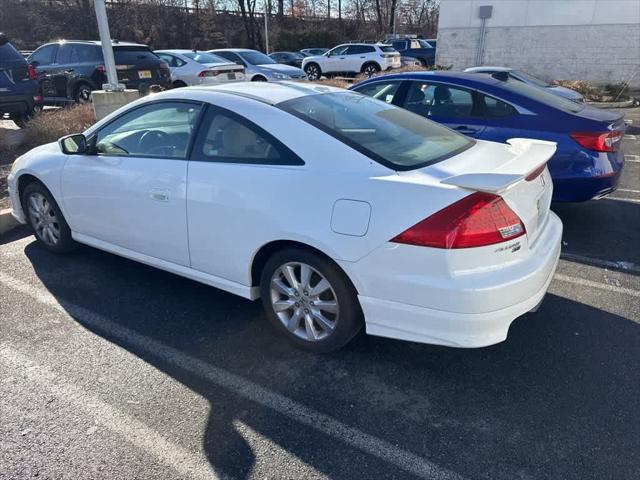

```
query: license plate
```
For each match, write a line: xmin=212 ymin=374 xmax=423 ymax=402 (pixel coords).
xmin=228 ymin=73 xmax=236 ymax=80
xmin=138 ymin=70 xmax=152 ymax=79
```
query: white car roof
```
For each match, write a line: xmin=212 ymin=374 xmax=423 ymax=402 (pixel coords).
xmin=464 ymin=66 xmax=512 ymax=73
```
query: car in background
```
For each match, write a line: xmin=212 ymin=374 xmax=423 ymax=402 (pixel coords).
xmin=155 ymin=50 xmax=245 ymax=87
xmin=28 ymin=40 xmax=171 ymax=104
xmin=464 ymin=67 xmax=584 ymax=103
xmin=268 ymin=51 xmax=304 ymax=68
xmin=0 ymin=33 xmax=41 ymax=128
xmin=351 ymin=72 xmax=625 ymax=202
xmin=302 ymin=43 xmax=401 ymax=80
xmin=9 ymin=82 xmax=562 ymax=352
xmin=384 ymin=37 xmax=435 ymax=67
xmin=210 ymin=49 xmax=306 ymax=82
xmin=299 ymin=48 xmax=329 ymax=57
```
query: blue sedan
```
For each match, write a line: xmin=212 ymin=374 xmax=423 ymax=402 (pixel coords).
xmin=350 ymin=72 xmax=626 ymax=202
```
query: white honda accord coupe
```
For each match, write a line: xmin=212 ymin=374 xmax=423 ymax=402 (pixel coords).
xmin=8 ymin=82 xmax=562 ymax=352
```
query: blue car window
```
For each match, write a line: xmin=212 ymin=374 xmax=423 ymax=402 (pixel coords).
xmin=355 ymin=81 xmax=402 ymax=104
xmin=482 ymin=95 xmax=517 ymax=118
xmin=501 ymin=77 xmax=583 ymax=114
xmin=403 ymin=82 xmax=476 ymax=118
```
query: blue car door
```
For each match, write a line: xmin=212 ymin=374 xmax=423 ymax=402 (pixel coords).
xmin=398 ymin=80 xmax=486 ymax=138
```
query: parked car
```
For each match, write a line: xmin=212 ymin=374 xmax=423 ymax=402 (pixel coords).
xmin=0 ymin=33 xmax=41 ymax=128
xmin=268 ymin=51 xmax=304 ymax=68
xmin=155 ymin=50 xmax=245 ymax=87
xmin=464 ymin=67 xmax=584 ymax=103
xmin=384 ymin=37 xmax=435 ymax=67
xmin=351 ymin=72 xmax=626 ymax=201
xmin=28 ymin=40 xmax=172 ymax=104
xmin=9 ymin=82 xmax=562 ymax=352
xmin=210 ymin=49 xmax=306 ymax=82
xmin=299 ymin=48 xmax=329 ymax=57
xmin=302 ymin=43 xmax=401 ymax=80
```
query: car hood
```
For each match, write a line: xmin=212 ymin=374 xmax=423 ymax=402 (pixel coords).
xmin=257 ymin=64 xmax=305 ymax=75
xmin=548 ymin=85 xmax=584 ymax=101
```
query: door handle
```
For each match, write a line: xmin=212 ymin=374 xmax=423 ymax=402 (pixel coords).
xmin=455 ymin=126 xmax=478 ymax=134
xmin=149 ymin=189 xmax=169 ymax=202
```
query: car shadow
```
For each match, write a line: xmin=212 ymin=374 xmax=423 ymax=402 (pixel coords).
xmin=22 ymin=241 xmax=640 ymax=480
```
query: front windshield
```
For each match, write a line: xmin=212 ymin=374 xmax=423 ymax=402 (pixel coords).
xmin=239 ymin=51 xmax=276 ymax=65
xmin=512 ymin=70 xmax=549 ymax=88
xmin=183 ymin=51 xmax=229 ymax=64
xmin=277 ymin=92 xmax=474 ymax=171
xmin=500 ymin=77 xmax=583 ymax=113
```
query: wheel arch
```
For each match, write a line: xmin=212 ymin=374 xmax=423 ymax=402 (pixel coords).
xmin=16 ymin=172 xmax=68 ymax=222
xmin=362 ymin=61 xmax=381 ymax=71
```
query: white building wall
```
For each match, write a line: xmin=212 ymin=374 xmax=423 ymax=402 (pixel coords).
xmin=436 ymin=0 xmax=640 ymax=88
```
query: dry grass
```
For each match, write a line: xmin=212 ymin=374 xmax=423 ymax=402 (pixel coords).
xmin=20 ymin=104 xmax=96 ymax=152
xmin=552 ymin=80 xmax=631 ymax=102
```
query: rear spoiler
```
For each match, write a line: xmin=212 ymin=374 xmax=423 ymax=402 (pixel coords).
xmin=441 ymin=138 xmax=557 ymax=194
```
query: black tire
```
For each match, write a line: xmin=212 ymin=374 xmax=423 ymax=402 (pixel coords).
xmin=75 ymin=83 xmax=92 ymax=103
xmin=361 ymin=62 xmax=380 ymax=77
xmin=172 ymin=80 xmax=188 ymax=89
xmin=260 ymin=248 xmax=363 ymax=353
xmin=251 ymin=75 xmax=267 ymax=82
xmin=22 ymin=181 xmax=77 ymax=253
xmin=304 ymin=63 xmax=322 ymax=81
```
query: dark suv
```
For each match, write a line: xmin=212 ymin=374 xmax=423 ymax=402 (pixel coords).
xmin=0 ymin=33 xmax=40 ymax=127
xmin=28 ymin=40 xmax=171 ymax=104
xmin=386 ymin=37 xmax=435 ymax=67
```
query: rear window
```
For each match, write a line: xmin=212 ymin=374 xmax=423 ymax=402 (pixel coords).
xmin=379 ymin=46 xmax=397 ymax=53
xmin=277 ymin=91 xmax=474 ymax=171
xmin=183 ymin=51 xmax=229 ymax=64
xmin=0 ymin=42 xmax=25 ymax=64
xmin=114 ymin=46 xmax=159 ymax=64
xmin=500 ymin=77 xmax=583 ymax=114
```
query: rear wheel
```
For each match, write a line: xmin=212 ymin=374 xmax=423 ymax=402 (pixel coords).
xmin=251 ymin=75 xmax=267 ymax=82
xmin=22 ymin=181 xmax=77 ymax=253
xmin=361 ymin=62 xmax=380 ymax=77
xmin=172 ymin=80 xmax=187 ymax=88
xmin=304 ymin=63 xmax=322 ymax=81
xmin=260 ymin=248 xmax=363 ymax=353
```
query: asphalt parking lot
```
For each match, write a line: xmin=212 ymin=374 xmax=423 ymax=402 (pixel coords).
xmin=1 ymin=107 xmax=639 ymax=480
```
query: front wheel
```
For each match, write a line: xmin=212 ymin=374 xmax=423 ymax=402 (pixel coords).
xmin=260 ymin=248 xmax=363 ymax=353
xmin=22 ymin=181 xmax=77 ymax=253
xmin=304 ymin=63 xmax=322 ymax=81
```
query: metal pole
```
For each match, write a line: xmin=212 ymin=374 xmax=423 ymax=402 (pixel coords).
xmin=264 ymin=0 xmax=269 ymax=54
xmin=94 ymin=0 xmax=123 ymax=91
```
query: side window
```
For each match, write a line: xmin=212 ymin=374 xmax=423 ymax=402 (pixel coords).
xmin=328 ymin=45 xmax=349 ymax=56
xmin=157 ymin=53 xmax=183 ymax=68
xmin=95 ymin=102 xmax=202 ymax=159
xmin=362 ymin=45 xmax=376 ymax=54
xmin=29 ymin=44 xmax=58 ymax=66
xmin=354 ymin=81 xmax=402 ymax=104
xmin=482 ymin=95 xmax=517 ymax=118
xmin=403 ymin=82 xmax=476 ymax=118
xmin=216 ymin=51 xmax=243 ymax=65
xmin=192 ymin=107 xmax=303 ymax=165
xmin=391 ymin=41 xmax=406 ymax=51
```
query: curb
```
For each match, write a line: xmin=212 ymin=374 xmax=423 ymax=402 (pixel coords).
xmin=586 ymin=98 xmax=636 ymax=109
xmin=0 ymin=208 xmax=19 ymax=236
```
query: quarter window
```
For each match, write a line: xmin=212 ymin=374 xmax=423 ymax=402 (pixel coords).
xmin=95 ymin=102 xmax=202 ymax=159
xmin=192 ymin=107 xmax=303 ymax=165
xmin=482 ymin=95 xmax=517 ymax=118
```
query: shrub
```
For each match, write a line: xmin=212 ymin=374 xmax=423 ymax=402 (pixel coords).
xmin=20 ymin=104 xmax=96 ymax=153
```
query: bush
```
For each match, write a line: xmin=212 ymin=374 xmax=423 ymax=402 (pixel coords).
xmin=20 ymin=104 xmax=96 ymax=153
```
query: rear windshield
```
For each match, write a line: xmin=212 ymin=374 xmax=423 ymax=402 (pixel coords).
xmin=277 ymin=91 xmax=474 ymax=171
xmin=113 ymin=46 xmax=159 ymax=64
xmin=379 ymin=46 xmax=397 ymax=53
xmin=500 ymin=77 xmax=583 ymax=113
xmin=0 ymin=42 xmax=25 ymax=64
xmin=512 ymin=70 xmax=549 ymax=88
xmin=183 ymin=51 xmax=229 ymax=64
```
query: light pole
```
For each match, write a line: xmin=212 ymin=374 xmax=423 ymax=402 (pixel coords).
xmin=94 ymin=0 xmax=123 ymax=91
xmin=264 ymin=0 xmax=270 ymax=54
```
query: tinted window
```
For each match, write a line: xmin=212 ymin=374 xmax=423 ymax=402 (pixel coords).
xmin=353 ymin=81 xmax=402 ymax=104
xmin=347 ymin=45 xmax=375 ymax=55
xmin=379 ymin=46 xmax=396 ymax=53
xmin=511 ymin=70 xmax=549 ymax=88
xmin=95 ymin=102 xmax=202 ymax=159
xmin=113 ymin=46 xmax=159 ymax=64
xmin=57 ymin=44 xmax=101 ymax=64
xmin=157 ymin=53 xmax=184 ymax=67
xmin=500 ymin=77 xmax=583 ymax=113
xmin=183 ymin=51 xmax=228 ymax=64
xmin=238 ymin=51 xmax=275 ymax=65
xmin=391 ymin=41 xmax=407 ymax=50
xmin=214 ymin=51 xmax=243 ymax=65
xmin=402 ymin=82 xmax=476 ymax=118
xmin=29 ymin=44 xmax=58 ymax=66
xmin=328 ymin=45 xmax=349 ymax=56
xmin=192 ymin=107 xmax=302 ymax=165
xmin=482 ymin=95 xmax=517 ymax=118
xmin=278 ymin=92 xmax=474 ymax=171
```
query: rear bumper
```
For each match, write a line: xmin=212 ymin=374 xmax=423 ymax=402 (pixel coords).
xmin=345 ymin=212 xmax=563 ymax=348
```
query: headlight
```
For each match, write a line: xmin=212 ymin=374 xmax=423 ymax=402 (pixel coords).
xmin=273 ymin=72 xmax=291 ymax=80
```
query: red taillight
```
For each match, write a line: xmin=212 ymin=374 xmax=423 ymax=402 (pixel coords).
xmin=27 ymin=64 xmax=37 ymax=80
xmin=198 ymin=70 xmax=220 ymax=77
xmin=570 ymin=130 xmax=624 ymax=152
xmin=391 ymin=192 xmax=526 ymax=249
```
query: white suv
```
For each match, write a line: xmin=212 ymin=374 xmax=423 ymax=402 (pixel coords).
xmin=302 ymin=43 xmax=400 ymax=80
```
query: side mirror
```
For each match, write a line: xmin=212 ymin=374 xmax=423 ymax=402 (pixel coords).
xmin=59 ymin=133 xmax=87 ymax=155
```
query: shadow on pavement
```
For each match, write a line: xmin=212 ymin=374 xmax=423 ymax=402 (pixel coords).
xmin=23 ymin=241 xmax=640 ymax=480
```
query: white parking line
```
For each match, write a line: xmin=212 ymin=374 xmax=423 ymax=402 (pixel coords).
xmin=554 ymin=274 xmax=640 ymax=298
xmin=0 ymin=272 xmax=465 ymax=480
xmin=604 ymin=196 xmax=640 ymax=204
xmin=624 ymin=155 xmax=640 ymax=163
xmin=624 ymin=134 xmax=637 ymax=140
xmin=560 ymin=253 xmax=640 ymax=275
xmin=615 ymin=188 xmax=640 ymax=194
xmin=0 ymin=345 xmax=222 ymax=480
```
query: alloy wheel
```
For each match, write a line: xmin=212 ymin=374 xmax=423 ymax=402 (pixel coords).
xmin=364 ymin=65 xmax=378 ymax=77
xmin=305 ymin=65 xmax=320 ymax=80
xmin=27 ymin=192 xmax=60 ymax=246
xmin=270 ymin=262 xmax=339 ymax=342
